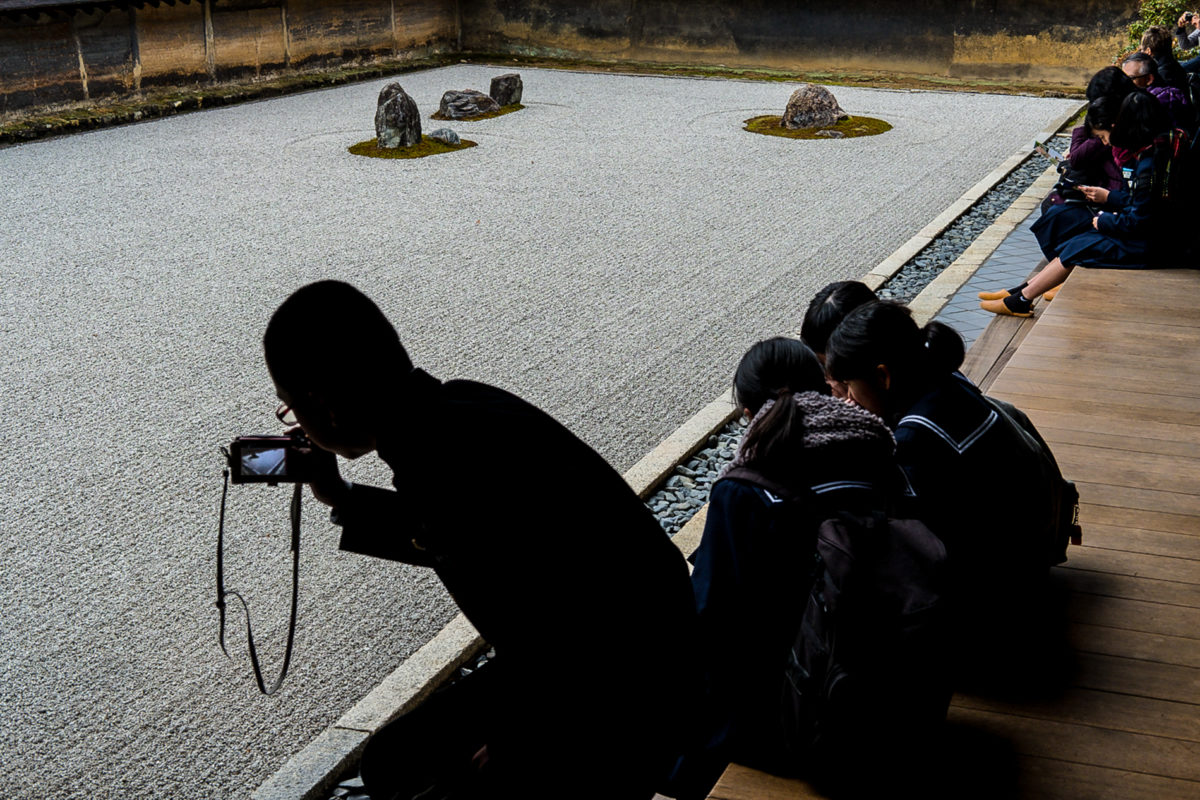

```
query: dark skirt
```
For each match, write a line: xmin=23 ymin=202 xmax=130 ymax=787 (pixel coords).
xmin=1032 ymin=203 xmax=1153 ymax=269
xmin=1031 ymin=203 xmax=1097 ymax=261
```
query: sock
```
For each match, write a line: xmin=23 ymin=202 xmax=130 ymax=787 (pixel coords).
xmin=1007 ymin=281 xmax=1029 ymax=296
xmin=1003 ymin=293 xmax=1033 ymax=313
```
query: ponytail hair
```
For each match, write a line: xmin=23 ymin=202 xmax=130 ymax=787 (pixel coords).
xmin=825 ymin=301 xmax=963 ymax=389
xmin=732 ymin=337 xmax=827 ymax=472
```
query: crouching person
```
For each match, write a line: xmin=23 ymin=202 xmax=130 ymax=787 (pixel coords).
xmin=669 ymin=338 xmax=949 ymax=799
xmin=263 ymin=281 xmax=699 ymax=800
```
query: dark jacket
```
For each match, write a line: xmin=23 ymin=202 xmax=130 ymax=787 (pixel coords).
xmin=1157 ymin=52 xmax=1191 ymax=94
xmin=333 ymin=367 xmax=699 ymax=794
xmin=893 ymin=373 xmax=1054 ymax=593
xmin=1100 ymin=129 xmax=1190 ymax=245
xmin=676 ymin=392 xmax=896 ymax=796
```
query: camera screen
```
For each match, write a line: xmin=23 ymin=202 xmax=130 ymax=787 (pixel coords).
xmin=240 ymin=445 xmax=288 ymax=477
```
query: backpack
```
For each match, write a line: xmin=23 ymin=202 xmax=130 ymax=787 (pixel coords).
xmin=722 ymin=468 xmax=952 ymax=783
xmin=983 ymin=395 xmax=1082 ymax=567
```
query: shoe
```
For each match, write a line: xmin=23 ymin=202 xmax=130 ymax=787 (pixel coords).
xmin=981 ymin=296 xmax=1033 ymax=318
xmin=1042 ymin=286 xmax=1060 ymax=302
xmin=977 ymin=281 xmax=1028 ymax=301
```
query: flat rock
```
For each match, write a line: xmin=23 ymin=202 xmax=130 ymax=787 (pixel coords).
xmin=782 ymin=84 xmax=849 ymax=130
xmin=489 ymin=73 xmax=523 ymax=106
xmin=427 ymin=128 xmax=461 ymax=145
xmin=374 ymin=82 xmax=421 ymax=148
xmin=436 ymin=90 xmax=501 ymax=120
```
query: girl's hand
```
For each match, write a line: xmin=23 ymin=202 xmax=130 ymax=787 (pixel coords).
xmin=1092 ymin=214 xmax=1101 ymax=230
xmin=1081 ymin=185 xmax=1109 ymax=204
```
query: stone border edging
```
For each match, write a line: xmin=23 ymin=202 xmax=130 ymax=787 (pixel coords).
xmin=251 ymin=99 xmax=1084 ymax=800
xmin=859 ymin=103 xmax=1083 ymax=294
xmin=907 ymin=162 xmax=1059 ymax=325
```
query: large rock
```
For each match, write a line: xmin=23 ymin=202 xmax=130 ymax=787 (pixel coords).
xmin=489 ymin=73 xmax=523 ymax=106
xmin=375 ymin=83 xmax=421 ymax=148
xmin=782 ymin=84 xmax=849 ymax=130
xmin=436 ymin=90 xmax=501 ymax=120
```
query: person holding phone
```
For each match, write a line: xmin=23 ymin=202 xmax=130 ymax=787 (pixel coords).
xmin=1176 ymin=12 xmax=1200 ymax=72
xmin=981 ymin=91 xmax=1189 ymax=316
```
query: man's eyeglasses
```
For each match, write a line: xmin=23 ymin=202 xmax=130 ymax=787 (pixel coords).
xmin=276 ymin=403 xmax=298 ymax=426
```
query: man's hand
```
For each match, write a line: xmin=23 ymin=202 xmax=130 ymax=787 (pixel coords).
xmin=306 ymin=442 xmax=351 ymax=507
xmin=1080 ymin=185 xmax=1110 ymax=204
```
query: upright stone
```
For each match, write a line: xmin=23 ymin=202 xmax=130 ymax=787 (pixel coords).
xmin=436 ymin=90 xmax=501 ymax=120
xmin=375 ymin=83 xmax=421 ymax=148
xmin=489 ymin=73 xmax=523 ymax=106
xmin=782 ymin=84 xmax=849 ymax=130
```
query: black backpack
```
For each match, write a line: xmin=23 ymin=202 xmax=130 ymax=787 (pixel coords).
xmin=983 ymin=395 xmax=1082 ymax=567
xmin=723 ymin=468 xmax=952 ymax=784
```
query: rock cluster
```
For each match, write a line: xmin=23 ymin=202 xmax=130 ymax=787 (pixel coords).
xmin=436 ymin=89 xmax=501 ymax=120
xmin=374 ymin=83 xmax=421 ymax=148
xmin=782 ymin=84 xmax=849 ymax=130
xmin=489 ymin=73 xmax=523 ymax=106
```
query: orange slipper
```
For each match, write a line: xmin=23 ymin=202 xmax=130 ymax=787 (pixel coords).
xmin=977 ymin=288 xmax=1012 ymax=301
xmin=980 ymin=297 xmax=1033 ymax=318
xmin=1042 ymin=286 xmax=1060 ymax=302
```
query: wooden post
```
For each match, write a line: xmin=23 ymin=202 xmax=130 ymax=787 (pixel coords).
xmin=390 ymin=0 xmax=398 ymax=55
xmin=281 ymin=0 xmax=291 ymax=68
xmin=203 ymin=0 xmax=216 ymax=80
xmin=128 ymin=8 xmax=141 ymax=93
xmin=70 ymin=14 xmax=90 ymax=100
xmin=455 ymin=0 xmax=462 ymax=51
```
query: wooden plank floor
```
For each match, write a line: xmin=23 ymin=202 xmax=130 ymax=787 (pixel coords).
xmin=708 ymin=268 xmax=1200 ymax=800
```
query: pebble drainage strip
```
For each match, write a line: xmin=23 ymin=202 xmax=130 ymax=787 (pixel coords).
xmin=649 ymin=144 xmax=1064 ymax=537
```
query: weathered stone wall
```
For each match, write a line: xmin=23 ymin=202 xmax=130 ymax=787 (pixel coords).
xmin=460 ymin=0 xmax=1137 ymax=84
xmin=0 ymin=0 xmax=1137 ymax=115
xmin=0 ymin=0 xmax=458 ymax=114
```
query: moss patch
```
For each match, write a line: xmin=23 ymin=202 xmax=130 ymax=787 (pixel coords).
xmin=744 ymin=114 xmax=892 ymax=139
xmin=348 ymin=136 xmax=478 ymax=159
xmin=430 ymin=103 xmax=525 ymax=122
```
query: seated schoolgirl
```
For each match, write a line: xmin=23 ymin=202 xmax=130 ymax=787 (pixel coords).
xmin=670 ymin=337 xmax=898 ymax=798
xmin=824 ymin=301 xmax=1058 ymax=604
xmin=799 ymin=280 xmax=878 ymax=398
xmin=1041 ymin=68 xmax=1134 ymax=210
xmin=980 ymin=90 xmax=1190 ymax=316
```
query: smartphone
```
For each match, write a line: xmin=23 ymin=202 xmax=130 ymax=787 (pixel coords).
xmin=1034 ymin=139 xmax=1065 ymax=165
xmin=227 ymin=435 xmax=321 ymax=484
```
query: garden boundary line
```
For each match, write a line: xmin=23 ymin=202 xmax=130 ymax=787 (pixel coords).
xmin=251 ymin=99 xmax=1084 ymax=800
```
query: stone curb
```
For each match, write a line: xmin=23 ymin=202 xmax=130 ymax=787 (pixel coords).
xmin=251 ymin=99 xmax=1085 ymax=800
xmin=908 ymin=163 xmax=1060 ymax=325
xmin=861 ymin=101 xmax=1083 ymax=293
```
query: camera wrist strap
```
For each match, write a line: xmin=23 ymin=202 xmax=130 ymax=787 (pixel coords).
xmin=216 ymin=469 xmax=301 ymax=696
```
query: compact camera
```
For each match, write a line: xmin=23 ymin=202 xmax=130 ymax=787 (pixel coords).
xmin=1187 ymin=12 xmax=1194 ymax=22
xmin=225 ymin=431 xmax=322 ymax=484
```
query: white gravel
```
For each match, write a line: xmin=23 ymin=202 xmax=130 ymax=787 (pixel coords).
xmin=0 ymin=64 xmax=1079 ymax=798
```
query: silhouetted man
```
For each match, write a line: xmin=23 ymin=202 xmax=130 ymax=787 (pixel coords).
xmin=263 ymin=280 xmax=698 ymax=800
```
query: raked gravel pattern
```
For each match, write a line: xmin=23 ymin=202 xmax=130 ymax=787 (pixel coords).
xmin=0 ymin=65 xmax=1078 ymax=798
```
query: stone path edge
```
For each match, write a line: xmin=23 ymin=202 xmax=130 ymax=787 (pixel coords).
xmin=250 ymin=99 xmax=1084 ymax=800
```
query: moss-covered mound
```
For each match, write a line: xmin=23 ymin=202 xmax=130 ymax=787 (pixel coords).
xmin=348 ymin=136 xmax=478 ymax=159
xmin=744 ymin=114 xmax=892 ymax=140
xmin=431 ymin=103 xmax=525 ymax=122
